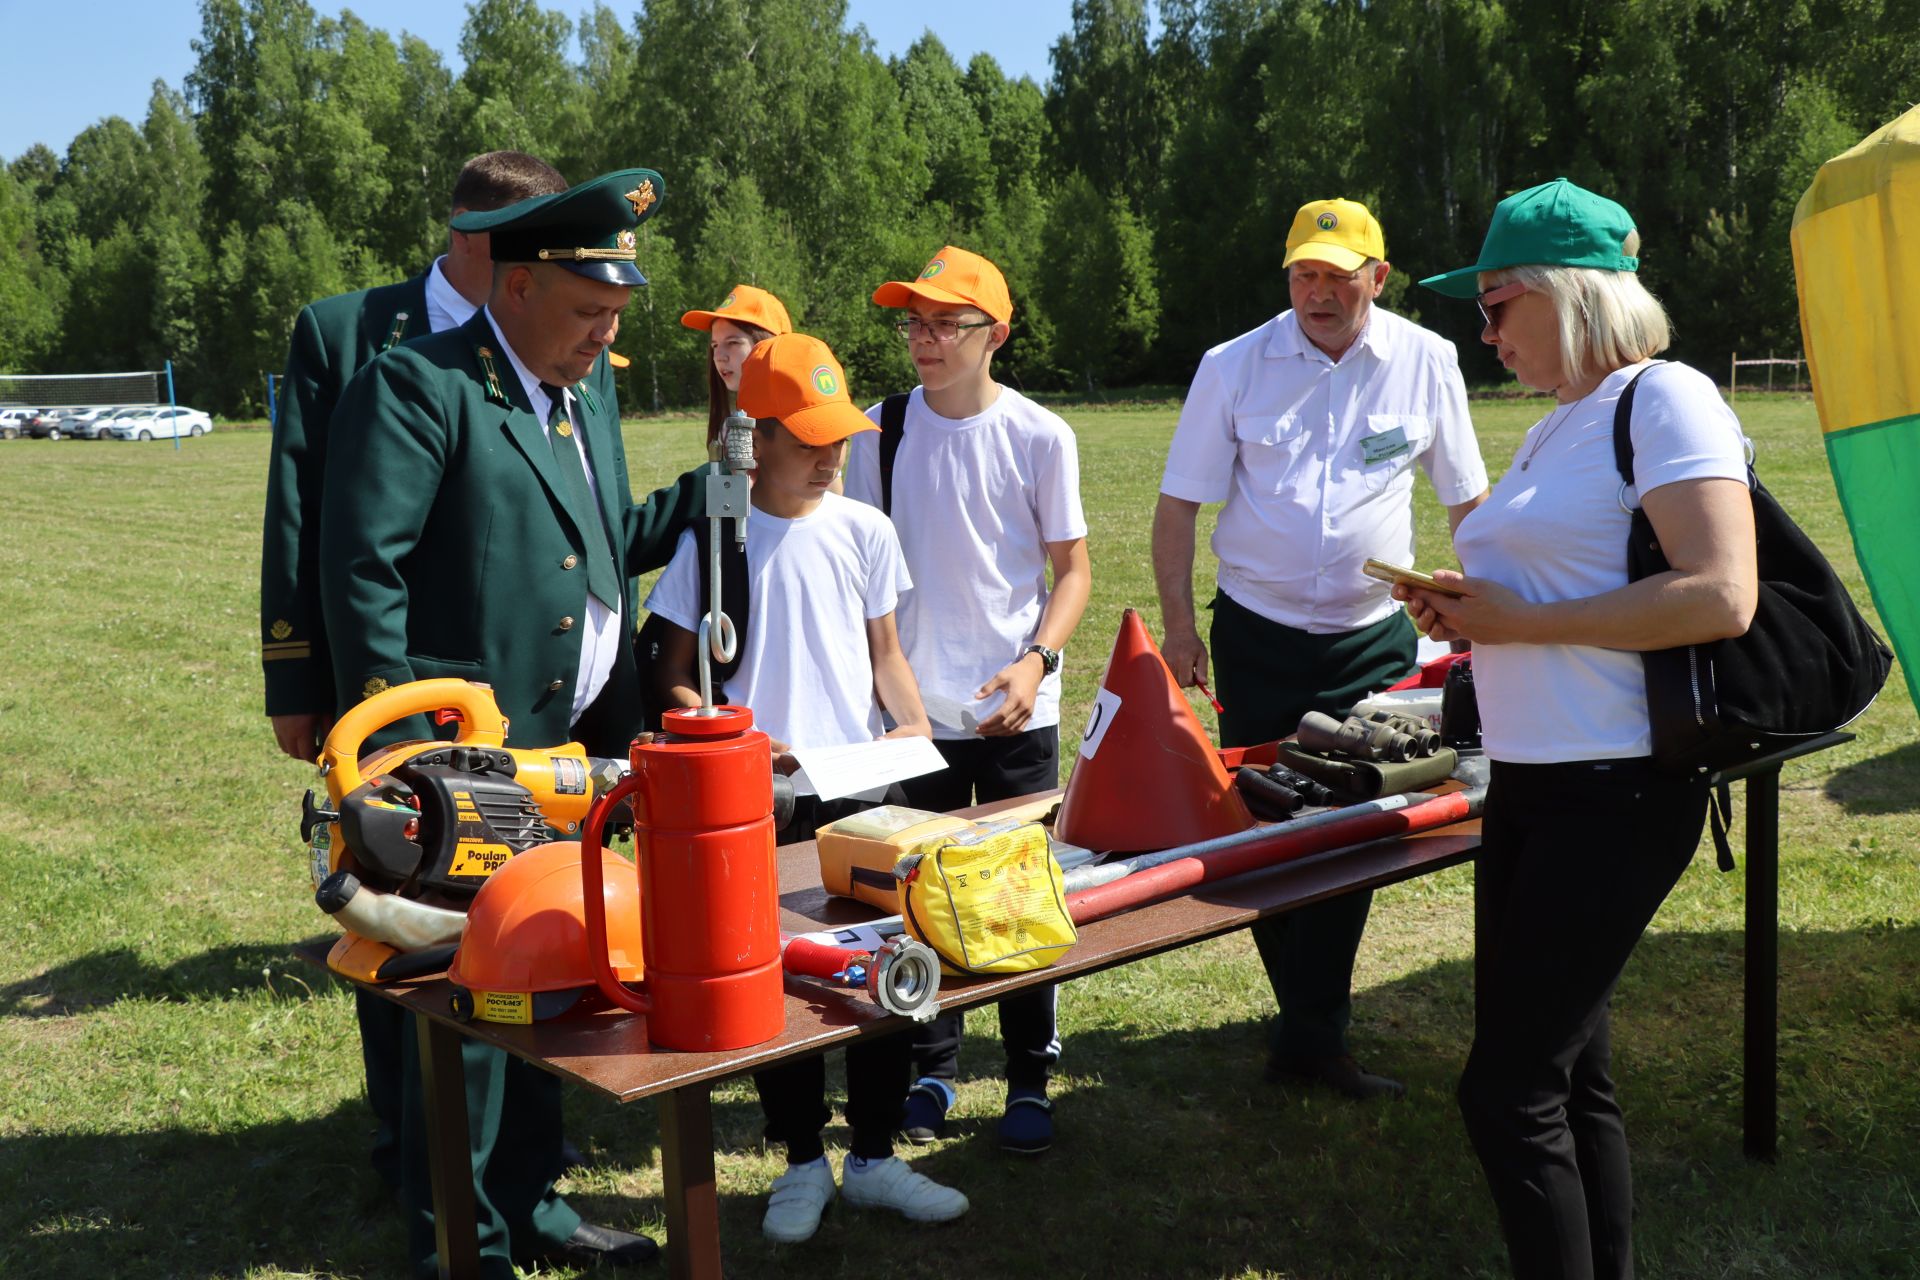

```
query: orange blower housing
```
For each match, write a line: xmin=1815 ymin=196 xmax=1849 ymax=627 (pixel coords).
xmin=448 ymin=840 xmax=645 ymax=1025
xmin=581 ymin=706 xmax=785 ymax=1051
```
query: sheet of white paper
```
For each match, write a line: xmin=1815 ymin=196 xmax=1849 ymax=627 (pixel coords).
xmin=918 ymin=688 xmax=1007 ymax=735
xmin=790 ymin=922 xmax=900 ymax=952
xmin=787 ymin=736 xmax=948 ymax=802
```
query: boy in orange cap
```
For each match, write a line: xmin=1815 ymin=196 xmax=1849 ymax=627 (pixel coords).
xmin=846 ymin=246 xmax=1092 ymax=1155
xmin=644 ymin=333 xmax=965 ymax=1244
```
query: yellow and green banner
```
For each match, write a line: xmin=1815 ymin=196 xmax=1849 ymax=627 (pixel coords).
xmin=1792 ymin=105 xmax=1920 ymax=706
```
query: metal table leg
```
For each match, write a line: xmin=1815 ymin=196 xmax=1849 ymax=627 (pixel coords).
xmin=1743 ymin=767 xmax=1781 ymax=1162
xmin=661 ymin=1083 xmax=722 ymax=1280
xmin=418 ymin=1015 xmax=480 ymax=1278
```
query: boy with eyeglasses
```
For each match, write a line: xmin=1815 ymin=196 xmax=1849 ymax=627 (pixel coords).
xmin=844 ymin=246 xmax=1092 ymax=1155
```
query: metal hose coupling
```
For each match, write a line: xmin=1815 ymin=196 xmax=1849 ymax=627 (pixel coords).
xmin=867 ymin=936 xmax=942 ymax=1021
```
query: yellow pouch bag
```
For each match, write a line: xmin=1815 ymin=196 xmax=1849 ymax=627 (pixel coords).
xmin=895 ymin=819 xmax=1077 ymax=976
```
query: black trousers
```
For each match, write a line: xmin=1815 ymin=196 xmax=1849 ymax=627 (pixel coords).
xmin=755 ymin=791 xmax=917 ymax=1162
xmin=1210 ymin=591 xmax=1416 ymax=1061
xmin=895 ymin=728 xmax=1063 ymax=1091
xmin=1460 ymin=758 xmax=1706 ymax=1280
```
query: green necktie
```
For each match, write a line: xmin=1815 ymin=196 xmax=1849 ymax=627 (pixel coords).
xmin=541 ymin=383 xmax=621 ymax=610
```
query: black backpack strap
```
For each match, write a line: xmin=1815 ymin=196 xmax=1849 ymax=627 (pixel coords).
xmin=1610 ymin=360 xmax=1667 ymax=488
xmin=1708 ymin=781 xmax=1736 ymax=872
xmin=878 ymin=393 xmax=911 ymax=516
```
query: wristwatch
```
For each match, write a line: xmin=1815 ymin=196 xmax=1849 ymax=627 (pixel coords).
xmin=1023 ymin=643 xmax=1062 ymax=676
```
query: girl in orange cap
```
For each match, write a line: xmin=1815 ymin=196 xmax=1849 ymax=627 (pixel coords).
xmin=680 ymin=284 xmax=794 ymax=449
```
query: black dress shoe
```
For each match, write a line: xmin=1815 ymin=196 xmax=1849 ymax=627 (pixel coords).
xmin=549 ymin=1221 xmax=660 ymax=1267
xmin=1267 ymin=1054 xmax=1408 ymax=1101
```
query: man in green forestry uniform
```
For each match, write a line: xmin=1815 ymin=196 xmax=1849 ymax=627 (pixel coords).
xmin=259 ymin=151 xmax=584 ymax=1203
xmin=320 ymin=169 xmax=698 ymax=1274
xmin=261 ymin=149 xmax=612 ymax=761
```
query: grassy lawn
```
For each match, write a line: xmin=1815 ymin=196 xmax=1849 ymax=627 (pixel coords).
xmin=0 ymin=391 xmax=1914 ymax=1279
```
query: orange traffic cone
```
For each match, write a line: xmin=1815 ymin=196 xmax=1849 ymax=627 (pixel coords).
xmin=1055 ymin=608 xmax=1254 ymax=853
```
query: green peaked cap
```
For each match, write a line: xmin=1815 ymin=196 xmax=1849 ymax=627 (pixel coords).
xmin=451 ymin=167 xmax=665 ymax=287
xmin=1419 ymin=178 xmax=1638 ymax=297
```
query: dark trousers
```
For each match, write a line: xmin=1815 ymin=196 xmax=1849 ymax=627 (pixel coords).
xmin=756 ymin=791 xmax=917 ymax=1163
xmin=1460 ymin=759 xmax=1706 ymax=1280
xmin=1209 ymin=591 xmax=1416 ymax=1062
xmin=400 ymin=1020 xmax=579 ymax=1279
xmin=895 ymin=728 xmax=1063 ymax=1091
xmin=359 ymin=990 xmax=407 ymax=1186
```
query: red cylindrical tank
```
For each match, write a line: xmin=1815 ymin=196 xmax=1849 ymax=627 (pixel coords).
xmin=580 ymin=705 xmax=784 ymax=1051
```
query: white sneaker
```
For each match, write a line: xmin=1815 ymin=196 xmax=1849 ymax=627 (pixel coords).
xmin=839 ymin=1154 xmax=970 ymax=1223
xmin=762 ymin=1158 xmax=836 ymax=1243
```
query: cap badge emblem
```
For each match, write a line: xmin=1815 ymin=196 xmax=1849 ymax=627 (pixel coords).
xmin=811 ymin=365 xmax=839 ymax=396
xmin=617 ymin=229 xmax=636 ymax=251
xmin=919 ymin=258 xmax=946 ymax=279
xmin=1316 ymin=212 xmax=1339 ymax=231
xmin=625 ymin=180 xmax=656 ymax=217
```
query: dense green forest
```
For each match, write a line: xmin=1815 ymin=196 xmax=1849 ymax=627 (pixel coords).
xmin=2 ymin=0 xmax=1914 ymax=415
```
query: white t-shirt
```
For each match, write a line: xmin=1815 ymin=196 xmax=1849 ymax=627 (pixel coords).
xmin=1453 ymin=361 xmax=1751 ymax=763
xmin=644 ymin=492 xmax=912 ymax=750
xmin=1160 ymin=308 xmax=1487 ymax=632
xmin=843 ymin=386 xmax=1088 ymax=740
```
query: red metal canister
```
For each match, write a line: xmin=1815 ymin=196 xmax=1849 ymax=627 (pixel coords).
xmin=580 ymin=705 xmax=784 ymax=1051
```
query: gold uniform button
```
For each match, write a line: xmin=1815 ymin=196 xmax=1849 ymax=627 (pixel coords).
xmin=558 ymin=616 xmax=575 ymax=631
xmin=547 ymin=679 xmax=565 ymax=692
xmin=562 ymin=554 xmax=579 ymax=570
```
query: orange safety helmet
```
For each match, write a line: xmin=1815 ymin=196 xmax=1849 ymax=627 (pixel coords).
xmin=448 ymin=840 xmax=645 ymax=1024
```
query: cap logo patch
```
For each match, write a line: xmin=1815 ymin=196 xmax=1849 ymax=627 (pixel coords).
xmin=920 ymin=259 xmax=947 ymax=280
xmin=616 ymin=229 xmax=636 ymax=251
xmin=721 ymin=292 xmax=736 ymax=308
xmin=624 ymin=180 xmax=656 ymax=218
xmin=1316 ymin=212 xmax=1339 ymax=231
xmin=811 ymin=365 xmax=839 ymax=396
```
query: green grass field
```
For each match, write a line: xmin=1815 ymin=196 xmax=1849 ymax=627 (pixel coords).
xmin=1 ymin=394 xmax=1915 ymax=1279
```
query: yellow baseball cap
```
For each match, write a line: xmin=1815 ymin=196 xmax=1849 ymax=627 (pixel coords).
xmin=680 ymin=283 xmax=794 ymax=335
xmin=871 ymin=246 xmax=1013 ymax=323
xmin=736 ymin=334 xmax=878 ymax=446
xmin=1283 ymin=199 xmax=1387 ymax=271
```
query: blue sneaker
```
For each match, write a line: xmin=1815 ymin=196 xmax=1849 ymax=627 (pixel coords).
xmin=997 ymin=1089 xmax=1053 ymax=1155
xmin=899 ymin=1077 xmax=955 ymax=1145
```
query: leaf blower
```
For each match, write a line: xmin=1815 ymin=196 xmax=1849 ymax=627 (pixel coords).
xmin=300 ymin=678 xmax=632 ymax=984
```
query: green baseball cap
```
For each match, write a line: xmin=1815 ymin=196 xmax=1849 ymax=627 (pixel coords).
xmin=451 ymin=167 xmax=664 ymax=287
xmin=1419 ymin=178 xmax=1638 ymax=297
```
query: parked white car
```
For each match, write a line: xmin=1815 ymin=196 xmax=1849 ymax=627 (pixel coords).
xmin=110 ymin=406 xmax=212 ymax=441
xmin=0 ymin=407 xmax=38 ymax=438
xmin=64 ymin=407 xmax=127 ymax=440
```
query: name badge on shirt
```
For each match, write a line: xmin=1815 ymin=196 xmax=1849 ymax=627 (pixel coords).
xmin=1362 ymin=426 xmax=1411 ymax=465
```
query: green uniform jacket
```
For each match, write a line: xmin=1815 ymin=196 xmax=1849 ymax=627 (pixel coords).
xmin=260 ymin=274 xmax=430 ymax=716
xmin=318 ymin=308 xmax=704 ymax=749
xmin=261 ymin=273 xmax=625 ymax=719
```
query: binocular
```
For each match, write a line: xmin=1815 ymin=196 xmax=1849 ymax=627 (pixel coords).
xmin=1297 ymin=710 xmax=1440 ymax=762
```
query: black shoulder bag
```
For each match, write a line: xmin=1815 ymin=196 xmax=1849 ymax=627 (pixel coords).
xmin=877 ymin=392 xmax=912 ymax=516
xmin=1613 ymin=363 xmax=1891 ymax=866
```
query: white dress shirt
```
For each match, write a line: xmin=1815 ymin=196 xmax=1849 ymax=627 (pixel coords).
xmin=423 ymin=256 xmax=477 ymax=334
xmin=1160 ymin=307 xmax=1487 ymax=633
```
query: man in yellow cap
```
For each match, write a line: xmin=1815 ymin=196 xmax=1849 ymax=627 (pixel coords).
xmin=320 ymin=167 xmax=706 ymax=1274
xmin=1151 ymin=198 xmax=1488 ymax=1099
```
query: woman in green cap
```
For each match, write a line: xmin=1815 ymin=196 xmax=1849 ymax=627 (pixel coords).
xmin=1404 ymin=179 xmax=1758 ymax=1279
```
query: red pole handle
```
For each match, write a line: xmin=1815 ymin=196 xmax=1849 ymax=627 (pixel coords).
xmin=580 ymin=775 xmax=652 ymax=1015
xmin=782 ymin=936 xmax=868 ymax=981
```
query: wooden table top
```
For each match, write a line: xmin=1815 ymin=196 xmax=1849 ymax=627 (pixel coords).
xmin=306 ymin=790 xmax=1479 ymax=1104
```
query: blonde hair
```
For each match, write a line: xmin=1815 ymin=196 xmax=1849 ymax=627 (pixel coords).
xmin=1482 ymin=232 xmax=1669 ymax=387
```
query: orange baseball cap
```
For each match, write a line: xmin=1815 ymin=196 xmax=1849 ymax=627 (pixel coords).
xmin=680 ymin=283 xmax=794 ymax=335
xmin=736 ymin=334 xmax=878 ymax=446
xmin=871 ymin=246 xmax=1012 ymax=323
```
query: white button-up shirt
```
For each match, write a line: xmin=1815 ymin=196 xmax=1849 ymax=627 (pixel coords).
xmin=1160 ymin=307 xmax=1487 ymax=633
xmin=423 ymin=255 xmax=477 ymax=333
xmin=483 ymin=309 xmax=623 ymax=724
